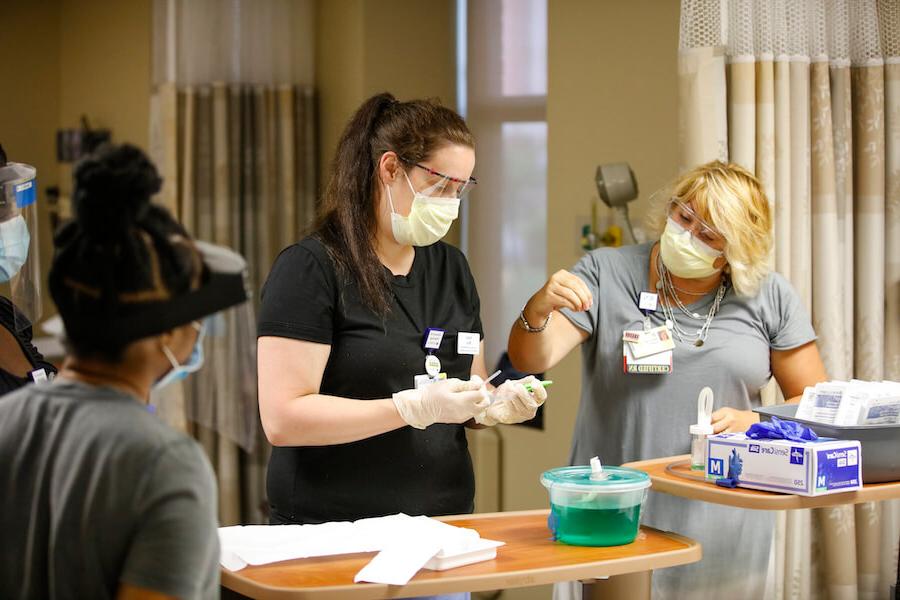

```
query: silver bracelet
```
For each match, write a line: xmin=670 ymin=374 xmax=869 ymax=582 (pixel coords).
xmin=519 ymin=307 xmax=552 ymax=333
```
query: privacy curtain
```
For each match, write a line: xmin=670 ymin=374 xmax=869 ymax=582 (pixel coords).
xmin=679 ymin=1 xmax=899 ymax=598
xmin=149 ymin=0 xmax=317 ymax=526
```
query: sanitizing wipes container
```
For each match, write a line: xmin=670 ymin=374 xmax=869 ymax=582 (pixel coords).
xmin=540 ymin=464 xmax=651 ymax=546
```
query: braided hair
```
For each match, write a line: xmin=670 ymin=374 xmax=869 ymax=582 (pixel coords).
xmin=49 ymin=144 xmax=204 ymax=362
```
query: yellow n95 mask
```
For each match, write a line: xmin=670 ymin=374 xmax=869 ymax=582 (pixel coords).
xmin=659 ymin=217 xmax=723 ymax=279
xmin=386 ymin=172 xmax=459 ymax=247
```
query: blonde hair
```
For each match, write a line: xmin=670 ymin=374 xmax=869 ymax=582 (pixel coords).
xmin=646 ymin=161 xmax=773 ymax=297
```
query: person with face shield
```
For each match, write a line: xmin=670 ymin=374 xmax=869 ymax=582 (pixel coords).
xmin=508 ymin=161 xmax=828 ymax=599
xmin=0 ymin=144 xmax=249 ymax=599
xmin=0 ymin=144 xmax=57 ymax=392
xmin=257 ymin=93 xmax=548 ymax=529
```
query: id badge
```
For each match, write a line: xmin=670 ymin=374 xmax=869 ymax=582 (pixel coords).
xmin=623 ymin=333 xmax=672 ymax=374
xmin=414 ymin=373 xmax=448 ymax=389
xmin=623 ymin=325 xmax=675 ymax=359
xmin=457 ymin=332 xmax=480 ymax=355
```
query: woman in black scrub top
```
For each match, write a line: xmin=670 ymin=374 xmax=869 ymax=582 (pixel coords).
xmin=257 ymin=93 xmax=548 ymax=525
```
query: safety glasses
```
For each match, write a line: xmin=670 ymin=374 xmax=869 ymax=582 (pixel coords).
xmin=402 ymin=158 xmax=477 ymax=199
xmin=668 ymin=199 xmax=725 ymax=246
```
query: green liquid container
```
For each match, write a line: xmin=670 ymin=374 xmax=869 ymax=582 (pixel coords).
xmin=541 ymin=465 xmax=651 ymax=547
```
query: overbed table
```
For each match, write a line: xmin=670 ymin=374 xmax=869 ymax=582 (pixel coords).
xmin=221 ymin=509 xmax=701 ymax=599
xmin=623 ymin=454 xmax=900 ymax=509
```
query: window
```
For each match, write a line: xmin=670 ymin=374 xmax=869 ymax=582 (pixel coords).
xmin=462 ymin=0 xmax=547 ymax=369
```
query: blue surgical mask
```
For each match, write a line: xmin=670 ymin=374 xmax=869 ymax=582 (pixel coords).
xmin=154 ymin=320 xmax=206 ymax=391
xmin=0 ymin=215 xmax=30 ymax=282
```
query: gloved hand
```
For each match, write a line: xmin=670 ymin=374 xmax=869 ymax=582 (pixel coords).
xmin=392 ymin=378 xmax=490 ymax=429
xmin=475 ymin=376 xmax=547 ymax=426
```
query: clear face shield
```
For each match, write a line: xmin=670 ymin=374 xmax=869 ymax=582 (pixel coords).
xmin=0 ymin=162 xmax=41 ymax=333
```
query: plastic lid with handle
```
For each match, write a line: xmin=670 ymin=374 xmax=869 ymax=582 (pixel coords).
xmin=541 ymin=462 xmax=650 ymax=494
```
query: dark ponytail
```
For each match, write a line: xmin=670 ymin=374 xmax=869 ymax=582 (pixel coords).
xmin=315 ymin=92 xmax=473 ymax=315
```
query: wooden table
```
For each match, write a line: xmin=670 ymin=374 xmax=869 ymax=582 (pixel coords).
xmin=221 ymin=509 xmax=701 ymax=599
xmin=623 ymin=455 xmax=900 ymax=510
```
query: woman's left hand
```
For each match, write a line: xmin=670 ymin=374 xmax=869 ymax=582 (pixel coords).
xmin=711 ymin=407 xmax=759 ymax=434
xmin=475 ymin=376 xmax=547 ymax=426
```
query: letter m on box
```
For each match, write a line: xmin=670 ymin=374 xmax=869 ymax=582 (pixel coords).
xmin=709 ymin=458 xmax=724 ymax=476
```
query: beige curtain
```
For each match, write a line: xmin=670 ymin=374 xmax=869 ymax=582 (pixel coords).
xmin=150 ymin=82 xmax=317 ymax=525
xmin=679 ymin=1 xmax=900 ymax=598
xmin=149 ymin=0 xmax=317 ymax=526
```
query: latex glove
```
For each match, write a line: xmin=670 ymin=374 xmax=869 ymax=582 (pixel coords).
xmin=392 ymin=378 xmax=490 ymax=429
xmin=462 ymin=374 xmax=493 ymax=403
xmin=711 ymin=407 xmax=759 ymax=434
xmin=746 ymin=416 xmax=818 ymax=442
xmin=475 ymin=376 xmax=547 ymax=426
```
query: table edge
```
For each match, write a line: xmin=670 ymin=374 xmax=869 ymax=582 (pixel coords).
xmin=221 ymin=524 xmax=701 ymax=600
xmin=624 ymin=455 xmax=900 ymax=510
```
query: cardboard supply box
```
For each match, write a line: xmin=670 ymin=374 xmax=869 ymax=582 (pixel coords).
xmin=706 ymin=433 xmax=862 ymax=496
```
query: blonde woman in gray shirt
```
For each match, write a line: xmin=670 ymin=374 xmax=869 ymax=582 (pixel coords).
xmin=509 ymin=160 xmax=827 ymax=599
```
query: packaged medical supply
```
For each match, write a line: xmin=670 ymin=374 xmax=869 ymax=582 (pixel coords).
xmin=755 ymin=403 xmax=900 ymax=483
xmin=706 ymin=433 xmax=862 ymax=496
xmin=858 ymin=381 xmax=900 ymax=425
xmin=794 ymin=380 xmax=900 ymax=426
xmin=834 ymin=382 xmax=871 ymax=426
xmin=541 ymin=462 xmax=650 ymax=546
xmin=796 ymin=381 xmax=846 ymax=424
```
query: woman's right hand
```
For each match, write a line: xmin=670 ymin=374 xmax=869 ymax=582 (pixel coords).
xmin=524 ymin=269 xmax=593 ymax=324
xmin=392 ymin=378 xmax=490 ymax=429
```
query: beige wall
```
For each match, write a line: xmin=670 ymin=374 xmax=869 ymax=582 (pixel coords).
xmin=315 ymin=0 xmax=459 ymax=244
xmin=0 ymin=1 xmax=62 ymax=321
xmin=0 ymin=0 xmax=152 ymax=321
xmin=360 ymin=1 xmax=456 ymax=105
xmin=315 ymin=0 xmax=366 ymax=187
xmin=58 ymin=0 xmax=152 ymax=155
xmin=57 ymin=0 xmax=152 ymax=199
xmin=316 ymin=0 xmax=457 ymax=179
xmin=497 ymin=3 xmax=680 ymax=597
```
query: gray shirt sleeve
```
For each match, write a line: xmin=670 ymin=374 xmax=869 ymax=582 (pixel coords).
xmin=762 ymin=272 xmax=817 ymax=350
xmin=120 ymin=440 xmax=219 ymax=599
xmin=560 ymin=250 xmax=604 ymax=336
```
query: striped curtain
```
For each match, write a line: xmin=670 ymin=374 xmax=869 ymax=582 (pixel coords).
xmin=678 ymin=1 xmax=899 ymax=598
xmin=149 ymin=0 xmax=317 ymax=526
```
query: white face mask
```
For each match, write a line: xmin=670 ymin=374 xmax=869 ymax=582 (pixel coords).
xmin=659 ymin=217 xmax=723 ymax=279
xmin=386 ymin=172 xmax=459 ymax=247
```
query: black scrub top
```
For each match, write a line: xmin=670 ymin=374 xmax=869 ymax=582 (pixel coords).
xmin=258 ymin=237 xmax=484 ymax=524
xmin=0 ymin=297 xmax=57 ymax=395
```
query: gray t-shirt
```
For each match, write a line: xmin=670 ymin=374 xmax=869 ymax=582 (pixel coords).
xmin=0 ymin=380 xmax=219 ymax=600
xmin=561 ymin=243 xmax=816 ymax=599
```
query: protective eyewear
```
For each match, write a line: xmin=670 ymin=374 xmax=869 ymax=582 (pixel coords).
xmin=668 ymin=199 xmax=724 ymax=245
xmin=402 ymin=158 xmax=477 ymax=199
